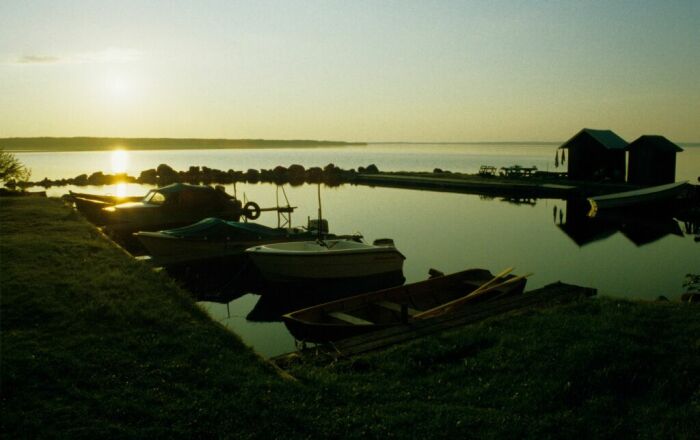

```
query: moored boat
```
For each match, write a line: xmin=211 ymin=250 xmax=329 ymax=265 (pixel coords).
xmin=69 ymin=191 xmax=143 ymax=204
xmin=69 ymin=191 xmax=144 ymax=224
xmin=102 ymin=183 xmax=247 ymax=234
xmin=282 ymin=268 xmax=527 ymax=342
xmin=245 ymin=238 xmax=405 ymax=284
xmin=135 ymin=217 xmax=351 ymax=266
xmin=587 ymin=181 xmax=689 ymax=217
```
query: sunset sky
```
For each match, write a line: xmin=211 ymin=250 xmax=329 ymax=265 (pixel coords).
xmin=1 ymin=0 xmax=698 ymax=142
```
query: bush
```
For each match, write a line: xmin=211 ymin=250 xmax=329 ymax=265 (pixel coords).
xmin=0 ymin=149 xmax=31 ymax=186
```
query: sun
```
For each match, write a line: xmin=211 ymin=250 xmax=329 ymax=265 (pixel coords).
xmin=104 ymin=75 xmax=132 ymax=100
xmin=110 ymin=149 xmax=129 ymax=174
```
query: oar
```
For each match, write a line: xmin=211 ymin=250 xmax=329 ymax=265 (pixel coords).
xmin=462 ymin=267 xmax=514 ymax=291
xmin=413 ymin=267 xmax=513 ymax=320
xmin=414 ymin=272 xmax=531 ymax=320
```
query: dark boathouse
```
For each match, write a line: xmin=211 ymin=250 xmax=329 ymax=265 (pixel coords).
xmin=560 ymin=128 xmax=628 ymax=182
xmin=627 ymin=135 xmax=683 ymax=186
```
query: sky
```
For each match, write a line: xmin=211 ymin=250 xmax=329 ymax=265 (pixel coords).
xmin=0 ymin=0 xmax=698 ymax=142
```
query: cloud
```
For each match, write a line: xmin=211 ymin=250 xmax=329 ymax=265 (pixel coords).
xmin=16 ymin=55 xmax=62 ymax=64
xmin=11 ymin=48 xmax=142 ymax=65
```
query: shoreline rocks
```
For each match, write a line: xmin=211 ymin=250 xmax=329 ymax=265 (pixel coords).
xmin=12 ymin=163 xmax=382 ymax=188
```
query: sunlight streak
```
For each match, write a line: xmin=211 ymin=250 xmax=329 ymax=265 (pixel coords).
xmin=114 ymin=182 xmax=127 ymax=198
xmin=110 ymin=149 xmax=129 ymax=174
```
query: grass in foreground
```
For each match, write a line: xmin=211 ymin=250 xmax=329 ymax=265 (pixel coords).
xmin=1 ymin=197 xmax=699 ymax=439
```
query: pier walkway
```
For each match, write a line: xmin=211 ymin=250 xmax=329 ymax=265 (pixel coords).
xmin=354 ymin=173 xmax=579 ymax=198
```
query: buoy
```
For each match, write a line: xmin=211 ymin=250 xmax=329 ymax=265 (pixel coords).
xmin=243 ymin=201 xmax=261 ymax=220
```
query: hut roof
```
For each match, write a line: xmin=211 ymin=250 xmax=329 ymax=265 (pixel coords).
xmin=627 ymin=135 xmax=683 ymax=153
xmin=560 ymin=128 xmax=628 ymax=150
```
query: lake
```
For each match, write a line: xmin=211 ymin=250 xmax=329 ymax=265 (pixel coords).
xmin=14 ymin=143 xmax=700 ymax=357
xmin=15 ymin=142 xmax=700 ymax=184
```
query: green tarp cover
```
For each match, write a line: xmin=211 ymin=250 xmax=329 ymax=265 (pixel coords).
xmin=161 ymin=218 xmax=286 ymax=240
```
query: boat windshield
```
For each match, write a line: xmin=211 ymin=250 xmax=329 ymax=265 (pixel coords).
xmin=143 ymin=191 xmax=167 ymax=205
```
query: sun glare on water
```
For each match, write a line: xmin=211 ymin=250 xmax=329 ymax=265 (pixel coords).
xmin=110 ymin=149 xmax=129 ymax=174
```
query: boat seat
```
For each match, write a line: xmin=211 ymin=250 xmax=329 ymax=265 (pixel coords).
xmin=375 ymin=301 xmax=419 ymax=316
xmin=327 ymin=312 xmax=373 ymax=325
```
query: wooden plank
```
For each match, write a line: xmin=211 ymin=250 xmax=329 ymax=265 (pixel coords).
xmin=330 ymin=282 xmax=595 ymax=357
xmin=375 ymin=301 xmax=420 ymax=316
xmin=327 ymin=312 xmax=373 ymax=325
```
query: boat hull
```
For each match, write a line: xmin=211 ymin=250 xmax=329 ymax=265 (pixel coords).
xmin=282 ymin=268 xmax=527 ymax=342
xmin=588 ymin=181 xmax=689 ymax=216
xmin=247 ymin=247 xmax=405 ymax=282
xmin=135 ymin=233 xmax=251 ymax=266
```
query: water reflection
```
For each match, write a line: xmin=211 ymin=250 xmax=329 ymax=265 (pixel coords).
xmin=555 ymin=198 xmax=687 ymax=247
xmin=114 ymin=182 xmax=128 ymax=198
xmin=501 ymin=196 xmax=537 ymax=206
xmin=171 ymin=255 xmax=406 ymax=322
xmin=110 ymin=149 xmax=129 ymax=174
xmin=164 ymin=257 xmax=262 ymax=302
xmin=135 ymin=183 xmax=699 ymax=357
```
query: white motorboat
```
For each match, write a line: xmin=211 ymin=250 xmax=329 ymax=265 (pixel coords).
xmin=245 ymin=238 xmax=405 ymax=283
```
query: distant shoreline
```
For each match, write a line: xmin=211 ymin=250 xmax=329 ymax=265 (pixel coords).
xmin=2 ymin=137 xmax=698 ymax=152
xmin=0 ymin=137 xmax=367 ymax=152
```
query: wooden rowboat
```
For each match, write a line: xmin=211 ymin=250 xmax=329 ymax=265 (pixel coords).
xmin=282 ymin=268 xmax=527 ymax=342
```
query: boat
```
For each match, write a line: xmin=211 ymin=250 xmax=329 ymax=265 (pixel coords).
xmin=68 ymin=191 xmax=144 ymax=224
xmin=135 ymin=217 xmax=354 ymax=266
xmin=587 ymin=181 xmax=689 ymax=217
xmin=68 ymin=191 xmax=143 ymax=204
xmin=245 ymin=238 xmax=405 ymax=285
xmin=282 ymin=268 xmax=528 ymax=342
xmin=101 ymin=183 xmax=250 ymax=234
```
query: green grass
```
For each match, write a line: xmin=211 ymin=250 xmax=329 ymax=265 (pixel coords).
xmin=284 ymin=300 xmax=700 ymax=439
xmin=2 ymin=197 xmax=699 ymax=438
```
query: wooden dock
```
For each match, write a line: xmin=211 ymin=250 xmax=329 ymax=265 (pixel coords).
xmin=273 ymin=282 xmax=596 ymax=361
xmin=353 ymin=173 xmax=637 ymax=199
xmin=354 ymin=173 xmax=579 ymax=198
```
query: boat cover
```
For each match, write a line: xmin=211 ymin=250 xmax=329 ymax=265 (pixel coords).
xmin=160 ymin=218 xmax=286 ymax=240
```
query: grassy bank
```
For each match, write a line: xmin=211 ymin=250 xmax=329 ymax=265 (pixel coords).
xmin=2 ymin=197 xmax=698 ymax=438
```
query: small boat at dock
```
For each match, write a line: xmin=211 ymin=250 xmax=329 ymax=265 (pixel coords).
xmin=135 ymin=217 xmax=355 ymax=266
xmin=68 ymin=191 xmax=144 ymax=224
xmin=246 ymin=238 xmax=405 ymax=285
xmin=282 ymin=268 xmax=528 ymax=342
xmin=69 ymin=191 xmax=143 ymax=204
xmin=101 ymin=183 xmax=247 ymax=234
xmin=587 ymin=181 xmax=689 ymax=217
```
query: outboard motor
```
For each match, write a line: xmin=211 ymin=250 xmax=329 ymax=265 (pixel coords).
xmin=373 ymin=238 xmax=395 ymax=247
xmin=308 ymin=218 xmax=329 ymax=233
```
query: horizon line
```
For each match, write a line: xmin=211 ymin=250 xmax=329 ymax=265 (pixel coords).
xmin=2 ymin=136 xmax=699 ymax=145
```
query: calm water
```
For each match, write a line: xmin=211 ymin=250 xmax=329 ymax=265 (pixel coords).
xmin=15 ymin=144 xmax=700 ymax=357
xmin=16 ymin=142 xmax=700 ymax=184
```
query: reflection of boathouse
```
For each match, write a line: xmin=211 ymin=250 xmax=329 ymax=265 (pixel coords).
xmin=559 ymin=128 xmax=628 ymax=182
xmin=627 ymin=135 xmax=683 ymax=186
xmin=556 ymin=198 xmax=684 ymax=247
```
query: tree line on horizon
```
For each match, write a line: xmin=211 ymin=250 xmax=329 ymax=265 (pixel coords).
xmin=0 ymin=137 xmax=366 ymax=151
